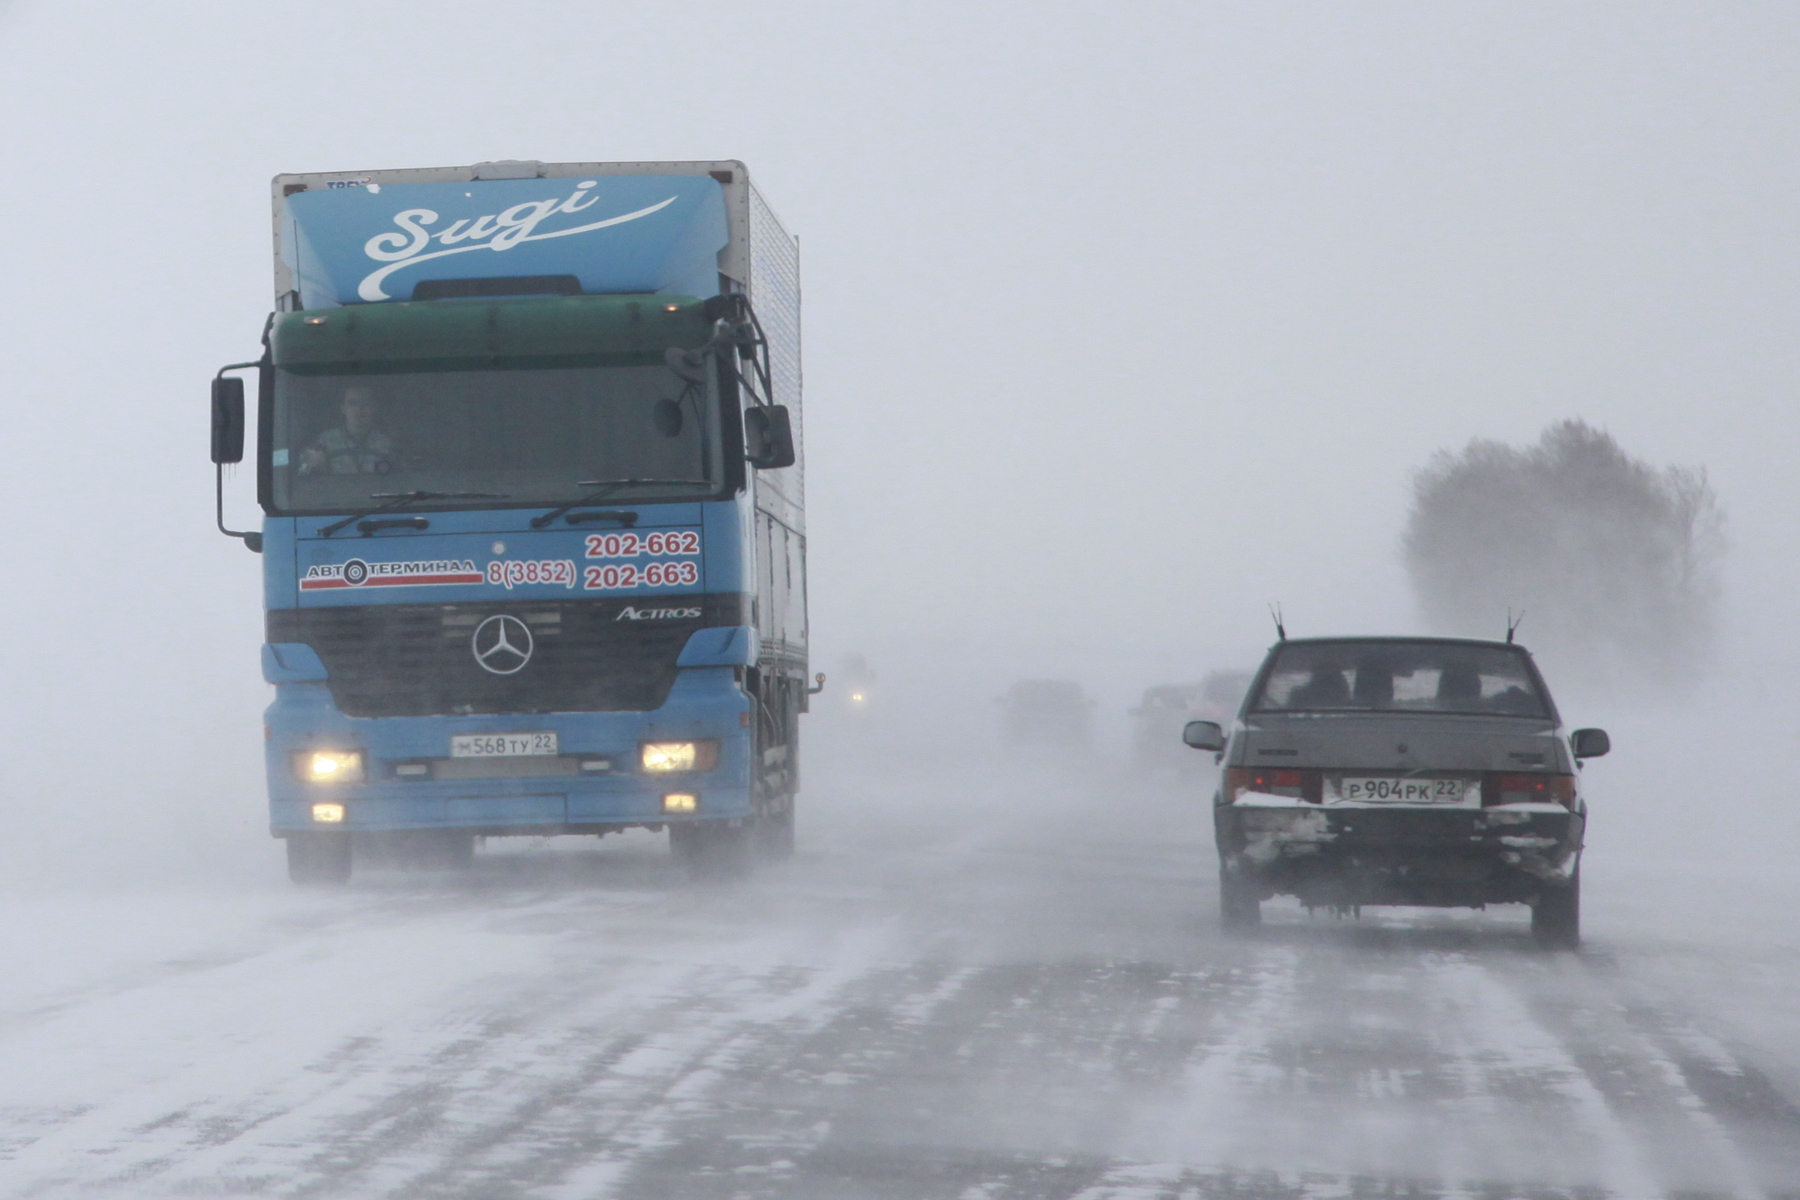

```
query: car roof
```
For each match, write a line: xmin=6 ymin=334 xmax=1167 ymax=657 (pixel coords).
xmin=1011 ymin=679 xmax=1083 ymax=693
xmin=1268 ymin=636 xmax=1528 ymax=653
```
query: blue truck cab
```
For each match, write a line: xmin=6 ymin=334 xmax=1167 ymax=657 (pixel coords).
xmin=209 ymin=160 xmax=810 ymax=883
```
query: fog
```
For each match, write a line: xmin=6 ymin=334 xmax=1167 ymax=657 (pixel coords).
xmin=0 ymin=2 xmax=1796 ymax=1196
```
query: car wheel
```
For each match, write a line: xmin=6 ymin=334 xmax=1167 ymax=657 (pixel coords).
xmin=1531 ymin=871 xmax=1580 ymax=949
xmin=1219 ymin=870 xmax=1261 ymax=932
xmin=287 ymin=832 xmax=352 ymax=885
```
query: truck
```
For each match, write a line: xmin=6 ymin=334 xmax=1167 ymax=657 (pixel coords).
xmin=208 ymin=159 xmax=811 ymax=883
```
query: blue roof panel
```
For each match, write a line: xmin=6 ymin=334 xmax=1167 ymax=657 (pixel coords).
xmin=283 ymin=174 xmax=728 ymax=307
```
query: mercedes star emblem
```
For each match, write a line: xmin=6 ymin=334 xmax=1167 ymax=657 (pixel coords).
xmin=471 ymin=614 xmax=533 ymax=675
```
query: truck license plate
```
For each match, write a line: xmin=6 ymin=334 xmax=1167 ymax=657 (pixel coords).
xmin=1338 ymin=777 xmax=1470 ymax=803
xmin=451 ymin=732 xmax=559 ymax=758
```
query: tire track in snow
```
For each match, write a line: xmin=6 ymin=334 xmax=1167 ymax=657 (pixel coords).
xmin=0 ymin=890 xmax=899 ymax=1199
xmin=1120 ymin=922 xmax=1797 ymax=1199
xmin=603 ymin=957 xmax=1243 ymax=1199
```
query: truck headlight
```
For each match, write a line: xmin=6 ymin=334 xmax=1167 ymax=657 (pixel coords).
xmin=662 ymin=792 xmax=699 ymax=814
xmin=311 ymin=802 xmax=346 ymax=823
xmin=296 ymin=750 xmax=365 ymax=783
xmin=641 ymin=741 xmax=719 ymax=773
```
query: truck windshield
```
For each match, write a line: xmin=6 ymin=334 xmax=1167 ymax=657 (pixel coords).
xmin=1250 ymin=641 xmax=1552 ymax=718
xmin=269 ymin=361 xmax=725 ymax=513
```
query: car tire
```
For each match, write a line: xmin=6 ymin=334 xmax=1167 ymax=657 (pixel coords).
xmin=287 ymin=832 xmax=352 ymax=885
xmin=1531 ymin=871 xmax=1580 ymax=949
xmin=1219 ymin=870 xmax=1261 ymax=932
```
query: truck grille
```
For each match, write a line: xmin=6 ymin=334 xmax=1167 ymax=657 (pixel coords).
xmin=269 ymin=594 xmax=746 ymax=718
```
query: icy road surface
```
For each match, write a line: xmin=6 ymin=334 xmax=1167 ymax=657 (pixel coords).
xmin=1 ymin=754 xmax=1796 ymax=1199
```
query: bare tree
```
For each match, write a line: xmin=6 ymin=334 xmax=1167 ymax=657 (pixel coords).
xmin=1404 ymin=420 xmax=1726 ymax=683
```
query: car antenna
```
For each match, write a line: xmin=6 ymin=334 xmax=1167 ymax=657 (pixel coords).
xmin=1269 ymin=603 xmax=1286 ymax=641
xmin=1506 ymin=608 xmax=1525 ymax=643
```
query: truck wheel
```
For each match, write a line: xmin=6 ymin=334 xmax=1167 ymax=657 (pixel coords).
xmin=1532 ymin=872 xmax=1581 ymax=949
xmin=672 ymin=822 xmax=752 ymax=879
xmin=288 ymin=832 xmax=352 ymax=885
xmin=755 ymin=805 xmax=795 ymax=860
xmin=1219 ymin=871 xmax=1261 ymax=932
xmin=668 ymin=823 xmax=701 ymax=864
xmin=409 ymin=831 xmax=474 ymax=871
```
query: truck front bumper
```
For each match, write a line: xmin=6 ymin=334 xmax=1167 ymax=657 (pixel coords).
xmin=265 ymin=666 xmax=752 ymax=836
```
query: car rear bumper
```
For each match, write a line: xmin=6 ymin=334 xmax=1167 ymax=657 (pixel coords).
xmin=1215 ymin=800 xmax=1582 ymax=908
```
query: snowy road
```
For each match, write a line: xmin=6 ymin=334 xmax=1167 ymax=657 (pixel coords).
xmin=1 ymin=755 xmax=1796 ymax=1199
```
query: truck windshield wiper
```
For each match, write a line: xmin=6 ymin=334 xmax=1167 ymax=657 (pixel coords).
xmin=318 ymin=491 xmax=508 ymax=538
xmin=530 ymin=478 xmax=712 ymax=529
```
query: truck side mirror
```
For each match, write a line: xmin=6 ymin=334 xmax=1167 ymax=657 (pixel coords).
xmin=1182 ymin=720 xmax=1225 ymax=752
xmin=1571 ymin=728 xmax=1610 ymax=759
xmin=212 ymin=376 xmax=246 ymax=464
xmin=744 ymin=405 xmax=795 ymax=469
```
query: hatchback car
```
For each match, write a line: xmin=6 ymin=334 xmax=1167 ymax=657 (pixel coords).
xmin=1182 ymin=636 xmax=1607 ymax=947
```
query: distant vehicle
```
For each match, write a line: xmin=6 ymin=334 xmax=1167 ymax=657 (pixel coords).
xmin=1195 ymin=669 xmax=1253 ymax=726
xmin=838 ymin=652 xmax=875 ymax=714
xmin=999 ymin=679 xmax=1094 ymax=748
xmin=1132 ymin=671 xmax=1252 ymax=771
xmin=1130 ymin=683 xmax=1203 ymax=769
xmin=1183 ymin=637 xmax=1607 ymax=947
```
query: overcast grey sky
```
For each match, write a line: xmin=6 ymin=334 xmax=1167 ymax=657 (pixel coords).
xmin=0 ymin=2 xmax=1792 ymax=816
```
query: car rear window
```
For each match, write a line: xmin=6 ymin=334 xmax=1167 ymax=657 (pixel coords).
xmin=1251 ymin=642 xmax=1551 ymax=718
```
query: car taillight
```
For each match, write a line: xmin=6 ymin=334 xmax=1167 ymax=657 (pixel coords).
xmin=1225 ymin=767 xmax=1321 ymax=802
xmin=1482 ymin=772 xmax=1577 ymax=809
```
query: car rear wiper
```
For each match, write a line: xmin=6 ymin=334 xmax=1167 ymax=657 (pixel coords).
xmin=318 ymin=491 xmax=508 ymax=538
xmin=529 ymin=478 xmax=711 ymax=529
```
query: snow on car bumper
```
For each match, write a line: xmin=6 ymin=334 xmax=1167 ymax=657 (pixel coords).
xmin=1216 ymin=797 xmax=1582 ymax=909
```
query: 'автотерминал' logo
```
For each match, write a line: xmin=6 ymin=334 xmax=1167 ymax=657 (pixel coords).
xmin=357 ymin=181 xmax=675 ymax=301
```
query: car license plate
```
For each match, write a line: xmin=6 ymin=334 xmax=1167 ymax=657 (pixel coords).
xmin=451 ymin=732 xmax=559 ymax=758
xmin=1338 ymin=776 xmax=1470 ymax=803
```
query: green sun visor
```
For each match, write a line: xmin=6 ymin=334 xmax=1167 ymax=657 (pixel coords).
xmin=272 ymin=294 xmax=713 ymax=375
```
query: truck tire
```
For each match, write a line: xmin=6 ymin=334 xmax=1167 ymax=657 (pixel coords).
xmin=1532 ymin=872 xmax=1580 ymax=949
xmin=671 ymin=821 xmax=752 ymax=880
xmin=288 ymin=832 xmax=352 ymax=885
xmin=1219 ymin=870 xmax=1261 ymax=932
xmin=406 ymin=830 xmax=474 ymax=871
xmin=755 ymin=805 xmax=795 ymax=860
xmin=439 ymin=832 xmax=475 ymax=870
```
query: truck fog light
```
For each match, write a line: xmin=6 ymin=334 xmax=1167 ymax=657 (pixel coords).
xmin=296 ymin=750 xmax=365 ymax=783
xmin=662 ymin=792 xmax=698 ymax=814
xmin=641 ymin=740 xmax=719 ymax=773
xmin=311 ymin=802 xmax=346 ymax=823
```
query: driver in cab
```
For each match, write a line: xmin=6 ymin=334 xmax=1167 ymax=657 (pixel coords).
xmin=298 ymin=386 xmax=397 ymax=475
